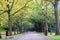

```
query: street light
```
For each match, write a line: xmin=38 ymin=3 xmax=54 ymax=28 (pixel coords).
xmin=42 ymin=5 xmax=48 ymax=36
xmin=42 ymin=6 xmax=44 ymax=10
xmin=42 ymin=6 xmax=45 ymax=32
xmin=44 ymin=3 xmax=48 ymax=36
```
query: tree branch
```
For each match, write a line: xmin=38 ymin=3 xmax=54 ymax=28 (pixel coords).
xmin=49 ymin=1 xmax=54 ymax=6
xmin=0 ymin=10 xmax=7 ymax=15
xmin=0 ymin=10 xmax=4 ymax=11
xmin=10 ymin=0 xmax=15 ymax=10
xmin=12 ymin=0 xmax=31 ymax=16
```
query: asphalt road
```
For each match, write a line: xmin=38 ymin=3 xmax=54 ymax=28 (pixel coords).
xmin=12 ymin=32 xmax=51 ymax=40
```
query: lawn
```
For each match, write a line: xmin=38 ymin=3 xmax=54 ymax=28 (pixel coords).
xmin=40 ymin=32 xmax=60 ymax=40
xmin=48 ymin=33 xmax=60 ymax=40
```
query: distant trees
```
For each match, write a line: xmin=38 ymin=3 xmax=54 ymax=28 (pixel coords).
xmin=0 ymin=0 xmax=60 ymax=35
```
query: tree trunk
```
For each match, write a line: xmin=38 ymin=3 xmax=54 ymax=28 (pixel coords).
xmin=21 ymin=22 xmax=23 ymax=33
xmin=19 ymin=26 xmax=21 ymax=34
xmin=8 ymin=9 xmax=12 ymax=36
xmin=0 ymin=33 xmax=2 ymax=38
xmin=50 ymin=25 xmax=52 ymax=35
xmin=54 ymin=0 xmax=60 ymax=35
xmin=14 ymin=30 xmax=16 ymax=35
xmin=17 ymin=28 xmax=19 ymax=34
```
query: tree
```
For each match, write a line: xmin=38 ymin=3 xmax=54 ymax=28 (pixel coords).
xmin=54 ymin=0 xmax=60 ymax=35
xmin=0 ymin=0 xmax=32 ymax=35
xmin=44 ymin=0 xmax=60 ymax=35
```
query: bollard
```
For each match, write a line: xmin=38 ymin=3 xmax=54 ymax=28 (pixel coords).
xmin=6 ymin=30 xmax=10 ymax=36
xmin=6 ymin=30 xmax=10 ymax=40
xmin=44 ymin=29 xmax=48 ymax=36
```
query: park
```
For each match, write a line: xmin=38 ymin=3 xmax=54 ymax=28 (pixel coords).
xmin=0 ymin=0 xmax=60 ymax=40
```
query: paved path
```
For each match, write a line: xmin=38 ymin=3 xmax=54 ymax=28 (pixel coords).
xmin=12 ymin=32 xmax=51 ymax=40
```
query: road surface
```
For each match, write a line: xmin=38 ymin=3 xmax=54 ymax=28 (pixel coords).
xmin=12 ymin=32 xmax=51 ymax=40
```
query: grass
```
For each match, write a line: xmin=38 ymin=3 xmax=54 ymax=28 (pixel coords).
xmin=48 ymin=33 xmax=60 ymax=40
xmin=0 ymin=30 xmax=6 ymax=32
xmin=40 ymin=32 xmax=60 ymax=40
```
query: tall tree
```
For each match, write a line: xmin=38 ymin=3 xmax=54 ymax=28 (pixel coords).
xmin=6 ymin=0 xmax=15 ymax=35
xmin=44 ymin=0 xmax=60 ymax=35
xmin=54 ymin=0 xmax=60 ymax=35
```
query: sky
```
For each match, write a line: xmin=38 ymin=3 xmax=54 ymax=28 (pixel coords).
xmin=58 ymin=2 xmax=60 ymax=9
xmin=58 ymin=4 xmax=60 ymax=8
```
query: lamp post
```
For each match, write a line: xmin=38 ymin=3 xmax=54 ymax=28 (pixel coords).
xmin=44 ymin=2 xmax=48 ymax=36
xmin=42 ymin=3 xmax=48 ymax=36
xmin=42 ymin=6 xmax=44 ymax=32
